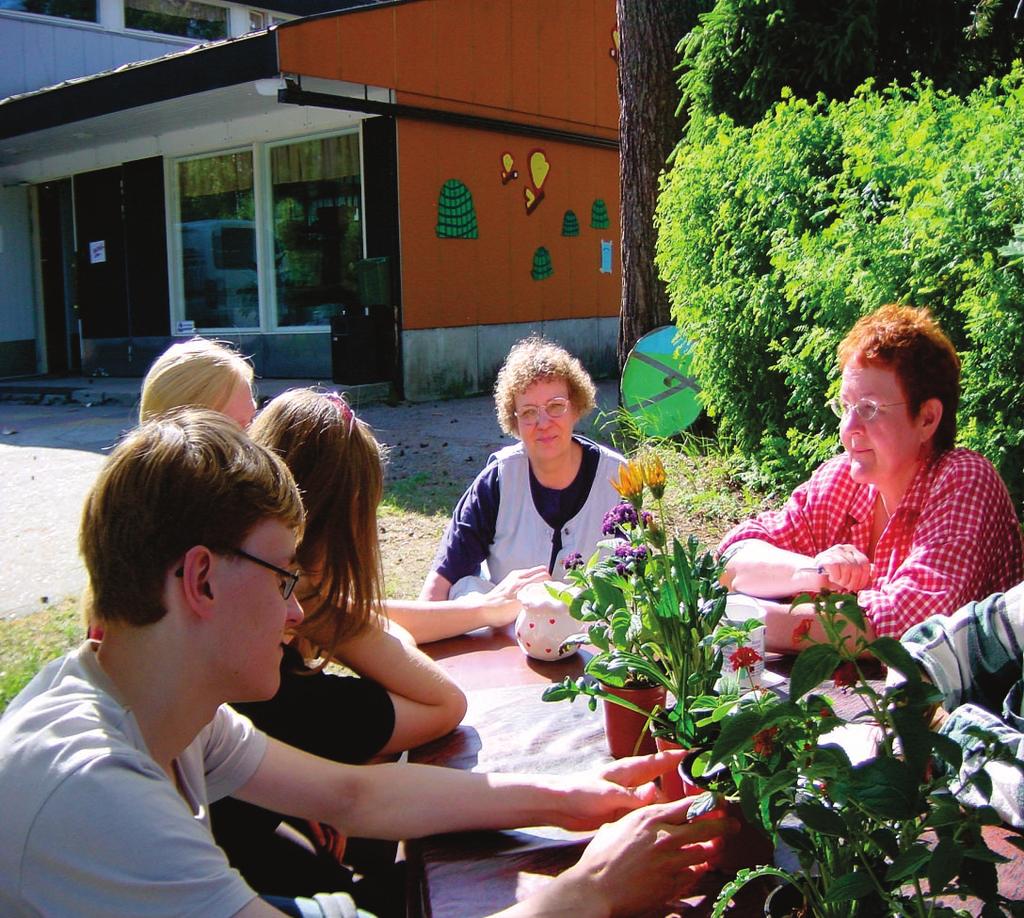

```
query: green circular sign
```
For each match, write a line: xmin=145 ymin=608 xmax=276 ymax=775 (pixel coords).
xmin=620 ymin=326 xmax=701 ymax=437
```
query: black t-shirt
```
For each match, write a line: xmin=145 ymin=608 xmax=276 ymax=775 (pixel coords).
xmin=211 ymin=643 xmax=395 ymax=845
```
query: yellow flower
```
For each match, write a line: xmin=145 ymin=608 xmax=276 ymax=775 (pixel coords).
xmin=641 ymin=455 xmax=667 ymax=499
xmin=611 ymin=460 xmax=645 ymax=508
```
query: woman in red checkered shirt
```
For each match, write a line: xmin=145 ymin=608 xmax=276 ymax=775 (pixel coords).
xmin=720 ymin=304 xmax=1023 ymax=651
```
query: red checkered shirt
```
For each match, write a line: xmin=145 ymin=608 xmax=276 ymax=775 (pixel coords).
xmin=718 ymin=449 xmax=1023 ymax=637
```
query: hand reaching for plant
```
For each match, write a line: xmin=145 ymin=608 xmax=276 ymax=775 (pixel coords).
xmin=531 ymin=795 xmax=737 ymax=918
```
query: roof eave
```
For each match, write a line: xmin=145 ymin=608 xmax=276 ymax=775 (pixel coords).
xmin=0 ymin=30 xmax=280 ymax=142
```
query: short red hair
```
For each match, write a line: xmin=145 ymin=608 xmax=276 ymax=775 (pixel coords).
xmin=837 ymin=304 xmax=960 ymax=454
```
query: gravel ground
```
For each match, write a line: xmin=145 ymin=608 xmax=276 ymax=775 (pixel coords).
xmin=0 ymin=381 xmax=620 ymax=617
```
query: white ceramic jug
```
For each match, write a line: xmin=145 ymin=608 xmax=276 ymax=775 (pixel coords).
xmin=514 ymin=582 xmax=581 ymax=662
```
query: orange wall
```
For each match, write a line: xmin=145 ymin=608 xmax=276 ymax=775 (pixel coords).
xmin=398 ymin=119 xmax=620 ymax=330
xmin=277 ymin=0 xmax=619 ymax=137
xmin=277 ymin=0 xmax=622 ymax=330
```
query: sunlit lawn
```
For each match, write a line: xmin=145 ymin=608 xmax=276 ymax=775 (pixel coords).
xmin=0 ymin=439 xmax=774 ymax=713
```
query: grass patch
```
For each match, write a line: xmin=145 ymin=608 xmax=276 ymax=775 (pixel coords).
xmin=0 ymin=441 xmax=781 ymax=713
xmin=380 ymin=471 xmax=464 ymax=517
xmin=0 ymin=599 xmax=82 ymax=713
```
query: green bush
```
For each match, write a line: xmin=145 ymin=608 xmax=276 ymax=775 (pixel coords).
xmin=656 ymin=66 xmax=1024 ymax=506
xmin=678 ymin=0 xmax=1024 ymax=129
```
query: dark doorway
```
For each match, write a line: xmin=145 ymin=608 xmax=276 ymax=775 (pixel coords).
xmin=74 ymin=166 xmax=129 ymax=342
xmin=72 ymin=158 xmax=169 ymax=374
xmin=37 ymin=179 xmax=80 ymax=374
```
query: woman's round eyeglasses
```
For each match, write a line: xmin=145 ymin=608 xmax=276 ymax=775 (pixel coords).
xmin=828 ymin=396 xmax=906 ymax=422
xmin=515 ymin=396 xmax=571 ymax=427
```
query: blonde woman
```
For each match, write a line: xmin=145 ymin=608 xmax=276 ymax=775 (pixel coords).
xmin=139 ymin=337 xmax=257 ymax=428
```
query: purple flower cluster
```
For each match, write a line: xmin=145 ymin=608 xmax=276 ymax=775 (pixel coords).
xmin=613 ymin=543 xmax=648 ymax=576
xmin=562 ymin=551 xmax=584 ymax=572
xmin=602 ymin=502 xmax=640 ymax=537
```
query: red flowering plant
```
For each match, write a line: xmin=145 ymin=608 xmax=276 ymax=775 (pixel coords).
xmin=543 ymin=456 xmax=739 ymax=751
xmin=705 ymin=591 xmax=1024 ymax=917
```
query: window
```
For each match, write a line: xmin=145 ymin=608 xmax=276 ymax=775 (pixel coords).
xmin=270 ymin=134 xmax=363 ymax=328
xmin=177 ymin=151 xmax=258 ymax=330
xmin=0 ymin=0 xmax=96 ymax=22
xmin=124 ymin=0 xmax=227 ymax=40
xmin=172 ymin=132 xmax=364 ymax=333
xmin=248 ymin=9 xmax=264 ymax=31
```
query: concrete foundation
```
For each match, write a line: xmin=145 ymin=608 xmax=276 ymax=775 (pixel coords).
xmin=402 ymin=317 xmax=619 ymax=402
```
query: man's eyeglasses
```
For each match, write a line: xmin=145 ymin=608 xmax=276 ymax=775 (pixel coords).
xmin=176 ymin=548 xmax=301 ymax=600
xmin=828 ymin=396 xmax=906 ymax=423
xmin=515 ymin=396 xmax=571 ymax=427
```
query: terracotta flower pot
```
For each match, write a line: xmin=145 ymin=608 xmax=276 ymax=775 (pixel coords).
xmin=678 ymin=747 xmax=774 ymax=875
xmin=600 ymin=683 xmax=665 ymax=758
xmin=654 ymin=736 xmax=702 ymax=799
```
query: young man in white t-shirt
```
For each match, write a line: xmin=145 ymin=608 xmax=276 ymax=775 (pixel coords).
xmin=0 ymin=409 xmax=733 ymax=918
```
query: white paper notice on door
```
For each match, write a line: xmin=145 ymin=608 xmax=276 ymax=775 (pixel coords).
xmin=89 ymin=240 xmax=106 ymax=264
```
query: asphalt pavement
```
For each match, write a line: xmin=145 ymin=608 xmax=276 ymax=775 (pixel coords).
xmin=0 ymin=378 xmax=619 ymax=619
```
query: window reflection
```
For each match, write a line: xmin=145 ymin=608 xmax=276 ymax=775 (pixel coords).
xmin=0 ymin=0 xmax=96 ymax=22
xmin=271 ymin=134 xmax=363 ymax=328
xmin=124 ymin=0 xmax=227 ymax=40
xmin=177 ymin=151 xmax=258 ymax=329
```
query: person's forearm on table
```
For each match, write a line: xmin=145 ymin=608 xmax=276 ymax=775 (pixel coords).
xmin=419 ymin=569 xmax=453 ymax=602
xmin=329 ymin=765 xmax=647 ymax=839
xmin=764 ymin=600 xmax=876 ymax=653
xmin=723 ymin=539 xmax=828 ymax=597
xmin=386 ymin=598 xmax=503 ymax=644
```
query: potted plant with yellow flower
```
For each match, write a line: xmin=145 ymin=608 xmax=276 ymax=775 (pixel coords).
xmin=543 ymin=455 xmax=739 ymax=768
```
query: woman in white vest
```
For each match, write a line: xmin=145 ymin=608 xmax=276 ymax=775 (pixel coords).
xmin=421 ymin=336 xmax=626 ymax=605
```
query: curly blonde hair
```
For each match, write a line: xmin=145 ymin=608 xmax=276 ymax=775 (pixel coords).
xmin=494 ymin=337 xmax=597 ymax=436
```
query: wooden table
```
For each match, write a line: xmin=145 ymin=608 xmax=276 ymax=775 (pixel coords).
xmin=408 ymin=626 xmax=1024 ymax=917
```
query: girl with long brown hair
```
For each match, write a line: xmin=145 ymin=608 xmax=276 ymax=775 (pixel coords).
xmin=210 ymin=388 xmax=469 ymax=905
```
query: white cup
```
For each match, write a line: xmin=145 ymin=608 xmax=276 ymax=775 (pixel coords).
xmin=718 ymin=594 xmax=766 ymax=691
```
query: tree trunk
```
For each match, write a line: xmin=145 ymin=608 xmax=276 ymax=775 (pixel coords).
xmin=616 ymin=1 xmax=700 ymax=369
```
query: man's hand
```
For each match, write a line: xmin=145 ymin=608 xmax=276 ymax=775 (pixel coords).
xmin=544 ymin=749 xmax=687 ymax=831
xmin=475 ymin=566 xmax=551 ymax=627
xmin=813 ymin=544 xmax=873 ymax=593
xmin=496 ymin=795 xmax=737 ymax=917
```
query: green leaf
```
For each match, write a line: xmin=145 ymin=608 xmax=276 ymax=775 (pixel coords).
xmin=962 ymin=846 xmax=1009 ymax=865
xmin=928 ymin=836 xmax=963 ymax=894
xmin=844 ymin=757 xmax=917 ymax=818
xmin=967 ymin=767 xmax=994 ymax=800
xmin=867 ymin=636 xmax=921 ymax=682
xmin=930 ymin=732 xmax=964 ymax=770
xmin=868 ymin=828 xmax=898 ymax=858
xmin=708 ymin=709 xmax=765 ymax=763
xmin=710 ymin=866 xmax=797 ymax=918
xmin=832 ymin=595 xmax=866 ymax=632
xmin=885 ymin=843 xmax=932 ymax=883
xmin=822 ymin=871 xmax=876 ymax=901
xmin=777 ymin=826 xmax=815 ymax=854
xmin=794 ymin=801 xmax=847 ymax=836
xmin=927 ymin=795 xmax=964 ymax=828
xmin=789 ymin=643 xmax=842 ymax=700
